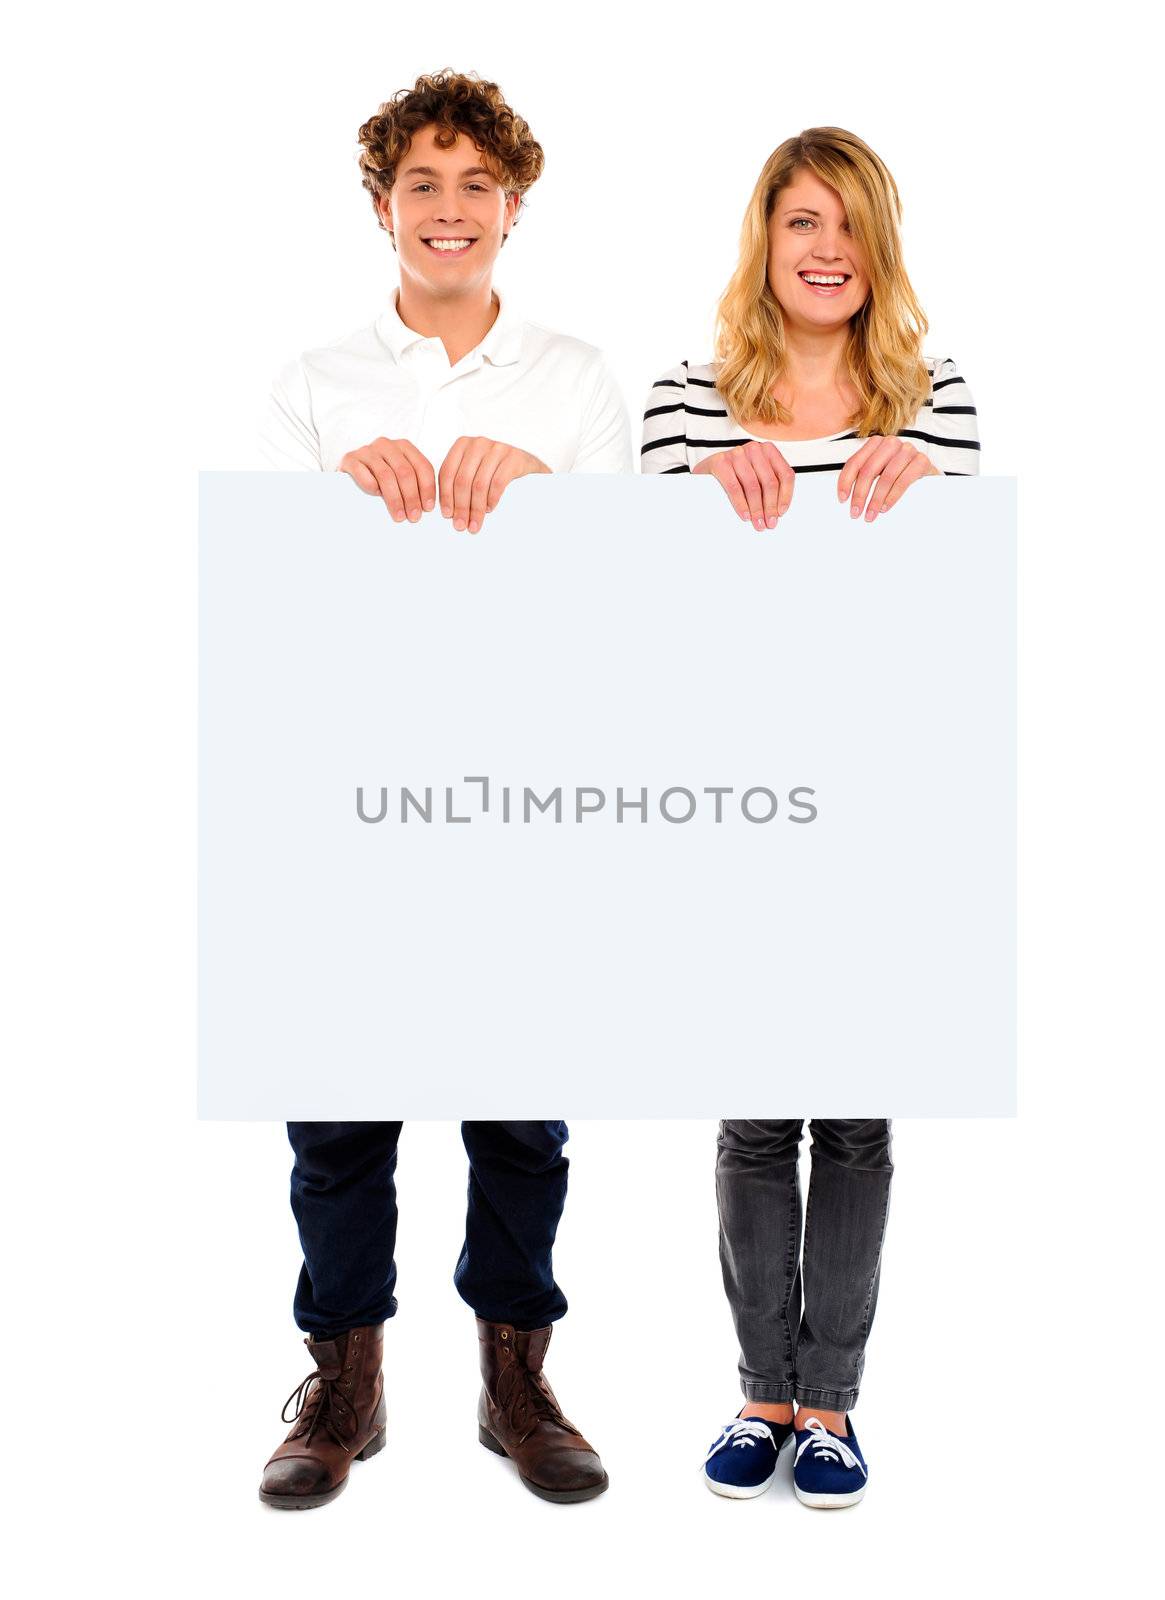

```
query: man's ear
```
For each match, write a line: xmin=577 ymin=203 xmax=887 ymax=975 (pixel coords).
xmin=377 ymin=192 xmax=395 ymax=245
xmin=501 ymin=191 xmax=521 ymax=240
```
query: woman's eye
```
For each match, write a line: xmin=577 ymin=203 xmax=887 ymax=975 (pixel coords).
xmin=790 ymin=217 xmax=813 ymax=229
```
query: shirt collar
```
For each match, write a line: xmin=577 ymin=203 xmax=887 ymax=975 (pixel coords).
xmin=375 ymin=290 xmax=524 ymax=367
xmin=476 ymin=292 xmax=523 ymax=366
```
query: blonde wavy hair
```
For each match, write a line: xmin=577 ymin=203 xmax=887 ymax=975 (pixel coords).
xmin=715 ymin=128 xmax=930 ymax=436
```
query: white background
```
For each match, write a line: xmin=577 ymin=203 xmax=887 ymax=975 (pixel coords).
xmin=2 ymin=1 xmax=1160 ymax=1595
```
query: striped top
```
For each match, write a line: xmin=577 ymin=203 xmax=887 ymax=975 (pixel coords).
xmin=640 ymin=357 xmax=980 ymax=476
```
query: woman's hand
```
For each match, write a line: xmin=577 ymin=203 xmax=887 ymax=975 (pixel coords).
xmin=438 ymin=437 xmax=551 ymax=534
xmin=693 ymin=441 xmax=795 ymax=530
xmin=837 ymin=437 xmax=940 ymax=521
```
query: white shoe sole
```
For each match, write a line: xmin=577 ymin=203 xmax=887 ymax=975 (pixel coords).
xmin=703 ymin=1432 xmax=793 ymax=1499
xmin=703 ymin=1469 xmax=777 ymax=1499
xmin=794 ymin=1482 xmax=867 ymax=1509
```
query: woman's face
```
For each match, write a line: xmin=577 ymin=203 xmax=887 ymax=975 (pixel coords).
xmin=766 ymin=168 xmax=870 ymax=331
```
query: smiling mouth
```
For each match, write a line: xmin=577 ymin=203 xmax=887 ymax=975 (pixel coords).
xmin=423 ymin=237 xmax=475 ymax=254
xmin=798 ymin=272 xmax=850 ymax=294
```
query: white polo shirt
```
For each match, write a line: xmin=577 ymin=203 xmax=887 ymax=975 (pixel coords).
xmin=260 ymin=293 xmax=632 ymax=475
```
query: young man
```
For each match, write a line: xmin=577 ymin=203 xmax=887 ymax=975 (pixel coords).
xmin=257 ymin=72 xmax=629 ymax=1510
xmin=260 ymin=74 xmax=630 ymax=508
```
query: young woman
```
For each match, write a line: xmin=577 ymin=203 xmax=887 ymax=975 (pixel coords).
xmin=641 ymin=128 xmax=979 ymax=1508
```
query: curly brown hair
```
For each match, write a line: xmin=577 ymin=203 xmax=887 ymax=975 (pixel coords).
xmin=358 ymin=71 xmax=544 ymax=228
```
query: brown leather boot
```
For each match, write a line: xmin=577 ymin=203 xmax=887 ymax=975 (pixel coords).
xmin=259 ymin=1325 xmax=386 ymax=1509
xmin=476 ymin=1318 xmax=608 ymax=1503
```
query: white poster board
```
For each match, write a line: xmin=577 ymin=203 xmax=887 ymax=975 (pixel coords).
xmin=199 ymin=472 xmax=1015 ymax=1117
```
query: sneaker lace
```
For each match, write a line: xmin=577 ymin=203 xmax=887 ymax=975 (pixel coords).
xmin=795 ymin=1417 xmax=867 ymax=1476
xmin=703 ymin=1419 xmax=777 ymax=1465
xmin=280 ymin=1369 xmax=354 ymax=1451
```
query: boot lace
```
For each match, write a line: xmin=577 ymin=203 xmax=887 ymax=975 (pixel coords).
xmin=280 ymin=1369 xmax=355 ymax=1451
xmin=496 ymin=1350 xmax=577 ymax=1444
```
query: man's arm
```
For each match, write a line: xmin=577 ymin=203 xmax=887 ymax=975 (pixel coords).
xmin=262 ymin=356 xmax=439 ymax=517
xmin=432 ymin=353 xmax=630 ymax=532
xmin=341 ymin=438 xmax=437 ymax=522
xmin=572 ymin=353 xmax=633 ymax=473
xmin=259 ymin=360 xmax=323 ymax=471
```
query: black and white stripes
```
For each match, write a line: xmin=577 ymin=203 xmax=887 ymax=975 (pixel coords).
xmin=640 ymin=357 xmax=980 ymax=476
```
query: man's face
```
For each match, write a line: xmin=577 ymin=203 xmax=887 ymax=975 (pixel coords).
xmin=380 ymin=125 xmax=519 ymax=302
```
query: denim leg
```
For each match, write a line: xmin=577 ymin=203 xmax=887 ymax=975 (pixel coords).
xmin=287 ymin=1121 xmax=403 ymax=1335
xmin=454 ymin=1121 xmax=570 ymax=1331
xmin=795 ymin=1119 xmax=894 ymax=1412
xmin=715 ymin=1120 xmax=805 ymax=1403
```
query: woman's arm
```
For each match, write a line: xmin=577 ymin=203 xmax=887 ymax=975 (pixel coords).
xmin=911 ymin=357 xmax=980 ymax=477
xmin=640 ymin=364 xmax=692 ymax=474
xmin=837 ymin=358 xmax=981 ymax=518
xmin=642 ymin=361 xmax=794 ymax=525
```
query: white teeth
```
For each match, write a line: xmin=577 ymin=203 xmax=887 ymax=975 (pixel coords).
xmin=427 ymin=238 xmax=472 ymax=252
xmin=801 ymin=273 xmax=846 ymax=285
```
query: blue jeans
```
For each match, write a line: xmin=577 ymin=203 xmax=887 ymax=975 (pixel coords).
xmin=716 ymin=1120 xmax=894 ymax=1412
xmin=286 ymin=1121 xmax=570 ymax=1335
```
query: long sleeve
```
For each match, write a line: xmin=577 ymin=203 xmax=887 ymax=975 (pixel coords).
xmin=640 ymin=363 xmax=693 ymax=474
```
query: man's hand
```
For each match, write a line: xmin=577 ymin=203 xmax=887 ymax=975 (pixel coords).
xmin=338 ymin=438 xmax=436 ymax=523
xmin=692 ymin=440 xmax=795 ymax=530
xmin=837 ymin=437 xmax=940 ymax=522
xmin=438 ymin=437 xmax=551 ymax=533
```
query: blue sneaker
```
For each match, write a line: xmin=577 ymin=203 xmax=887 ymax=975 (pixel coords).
xmin=793 ymin=1416 xmax=868 ymax=1507
xmin=702 ymin=1413 xmax=794 ymax=1499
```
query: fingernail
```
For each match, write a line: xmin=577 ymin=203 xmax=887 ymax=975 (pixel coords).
xmin=850 ymin=502 xmax=862 ymax=518
xmin=424 ymin=498 xmax=435 ymax=512
xmin=454 ymin=518 xmax=465 ymax=531
xmin=766 ymin=516 xmax=777 ymax=529
xmin=865 ymin=506 xmax=878 ymax=522
xmin=469 ymin=520 xmax=479 ymax=533
xmin=408 ymin=510 xmax=420 ymax=523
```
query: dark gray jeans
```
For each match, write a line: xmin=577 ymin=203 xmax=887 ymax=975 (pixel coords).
xmin=716 ymin=1120 xmax=893 ymax=1412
